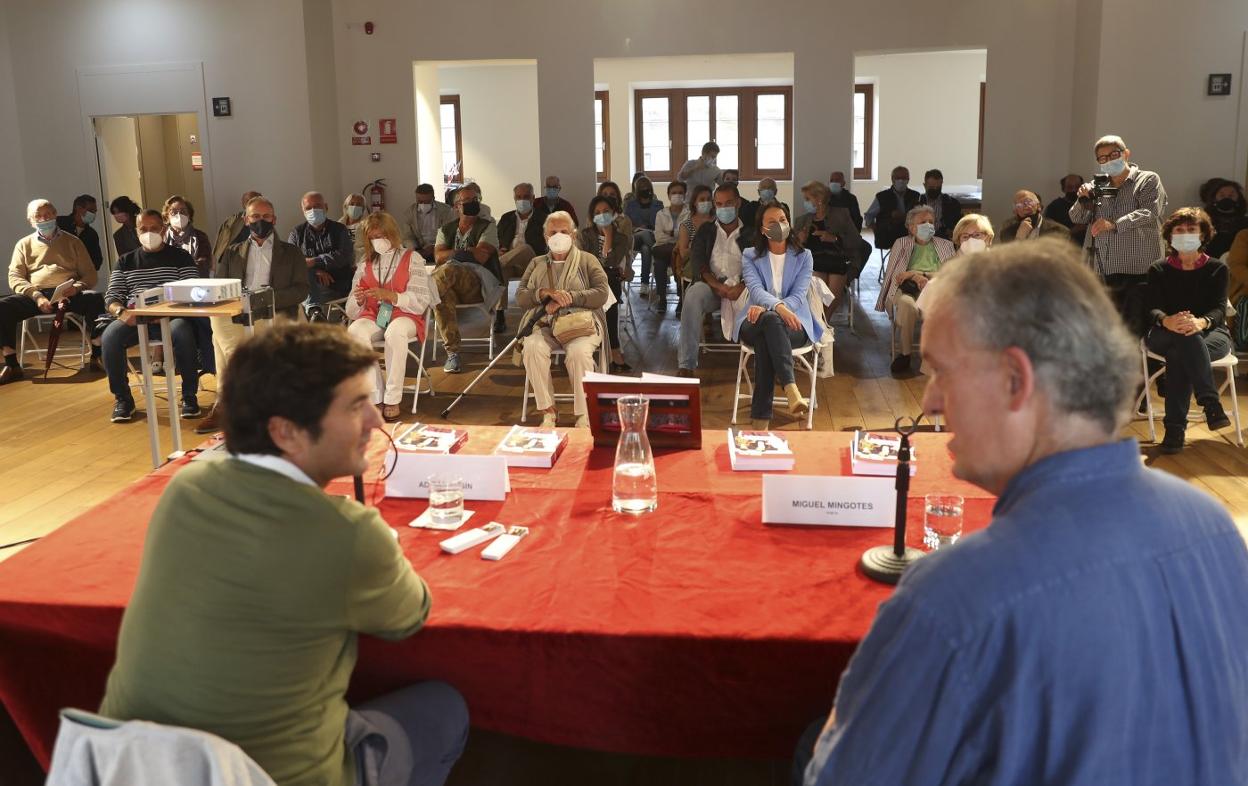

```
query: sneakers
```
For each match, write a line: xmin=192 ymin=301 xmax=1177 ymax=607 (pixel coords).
xmin=890 ymin=354 xmax=912 ymax=376
xmin=180 ymin=398 xmax=203 ymax=419
xmin=443 ymin=352 xmax=462 ymax=373
xmin=306 ymin=306 xmax=327 ymax=323
xmin=111 ymin=399 xmax=136 ymax=423
xmin=1205 ymin=402 xmax=1231 ymax=431
xmin=0 ymin=364 xmax=24 ymax=385
xmin=195 ymin=405 xmax=221 ymax=434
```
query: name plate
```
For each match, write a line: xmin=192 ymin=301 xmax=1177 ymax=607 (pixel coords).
xmin=762 ymin=474 xmax=895 ymax=527
xmin=385 ymin=453 xmax=510 ymax=500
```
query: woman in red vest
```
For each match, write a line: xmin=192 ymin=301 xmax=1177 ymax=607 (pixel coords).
xmin=346 ymin=212 xmax=434 ymax=421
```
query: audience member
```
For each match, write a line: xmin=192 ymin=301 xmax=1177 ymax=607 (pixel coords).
xmin=1 ymin=198 xmax=103 ymax=382
xmin=801 ymin=238 xmax=1248 ymax=786
xmin=345 ymin=212 xmax=434 ymax=422
xmin=100 ymin=322 xmax=468 ymax=786
xmin=162 ymin=195 xmax=212 ymax=276
xmin=199 ymin=196 xmax=308 ymax=433
xmin=289 ymin=191 xmax=354 ymax=322
xmin=55 ymin=194 xmax=103 ymax=270
xmin=623 ymin=171 xmax=647 ymax=203
xmin=213 ymin=190 xmax=261 ymax=272
xmin=827 ymin=171 xmax=863 ymax=230
xmin=876 ymin=205 xmax=956 ymax=376
xmin=1070 ymin=134 xmax=1167 ymax=337
xmin=915 ymin=214 xmax=995 ymax=317
xmin=595 ymin=182 xmax=632 ymax=228
xmin=998 ymin=189 xmax=1071 ymax=244
xmin=499 ymin=182 xmax=544 ymax=277
xmin=535 ymin=175 xmax=580 ymax=227
xmin=678 ymin=141 xmax=722 ymax=194
xmin=794 ymin=180 xmax=861 ymax=316
xmin=458 ymin=181 xmax=493 ymax=221
xmin=109 ymin=195 xmax=142 ymax=258
xmin=624 ymin=176 xmax=663 ymax=296
xmin=736 ymin=203 xmax=819 ymax=429
xmin=1145 ymin=207 xmax=1232 ymax=453
xmin=578 ymin=195 xmax=634 ymax=372
xmin=340 ymin=192 xmax=367 ymax=259
xmin=674 ymin=184 xmax=716 ymax=316
xmin=432 ymin=187 xmax=504 ymax=374
xmin=918 ymin=169 xmax=962 ymax=240
xmin=100 ymin=210 xmax=202 ymax=423
xmin=723 ymin=169 xmax=756 ymax=229
xmin=865 ymin=166 xmax=921 ymax=252
xmin=1229 ymin=227 xmax=1248 ymax=313
xmin=652 ymin=181 xmax=687 ymax=309
xmin=517 ymin=211 xmax=610 ymax=428
xmin=1199 ymin=177 xmax=1229 ymax=208
xmin=678 ymin=184 xmax=752 ymax=376
xmin=1044 ymin=174 xmax=1087 ymax=244
xmin=1206 ymin=180 xmax=1248 ymax=259
xmin=401 ymin=183 xmax=456 ymax=263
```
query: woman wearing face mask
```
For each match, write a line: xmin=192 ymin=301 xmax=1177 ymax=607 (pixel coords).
xmin=624 ymin=176 xmax=663 ymax=297
xmin=735 ymin=203 xmax=821 ymax=429
xmin=162 ymin=196 xmax=213 ymax=276
xmin=876 ymin=205 xmax=956 ymax=376
xmin=516 ymin=211 xmax=610 ymax=428
xmin=579 ymin=195 xmax=634 ymax=372
xmin=794 ymin=180 xmax=862 ymax=315
xmin=344 ymin=211 xmax=434 ymax=422
xmin=1144 ymin=208 xmax=1233 ymax=453
xmin=915 ymin=214 xmax=995 ymax=317
xmin=1205 ymin=181 xmax=1248 ymax=259
xmin=341 ymin=193 xmax=368 ymax=260
xmin=652 ymin=180 xmax=687 ymax=310
xmin=999 ymin=190 xmax=1069 ymax=245
xmin=109 ymin=195 xmax=142 ymax=257
xmin=674 ymin=184 xmax=715 ymax=313
xmin=595 ymin=181 xmax=634 ymax=236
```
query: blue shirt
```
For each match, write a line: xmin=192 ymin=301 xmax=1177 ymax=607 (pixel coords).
xmin=807 ymin=439 xmax=1248 ymax=786
xmin=624 ymin=198 xmax=663 ymax=231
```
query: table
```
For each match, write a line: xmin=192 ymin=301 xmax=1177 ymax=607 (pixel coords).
xmin=128 ymin=300 xmax=244 ymax=468
xmin=0 ymin=427 xmax=994 ymax=768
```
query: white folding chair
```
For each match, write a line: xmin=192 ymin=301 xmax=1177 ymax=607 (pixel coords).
xmin=18 ymin=312 xmax=88 ymax=369
xmin=731 ymin=342 xmax=819 ymax=429
xmin=432 ymin=289 xmax=504 ymax=361
xmin=1138 ymin=338 xmax=1243 ymax=447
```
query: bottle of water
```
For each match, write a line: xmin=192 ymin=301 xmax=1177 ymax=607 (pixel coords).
xmin=612 ymin=395 xmax=657 ymax=514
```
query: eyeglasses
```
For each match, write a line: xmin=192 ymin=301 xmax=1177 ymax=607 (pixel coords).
xmin=1094 ymin=149 xmax=1124 ymax=164
xmin=961 ymin=231 xmax=988 ymax=240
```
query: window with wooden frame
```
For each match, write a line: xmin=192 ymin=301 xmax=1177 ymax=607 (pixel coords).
xmin=633 ymin=86 xmax=792 ymax=181
xmin=439 ymin=95 xmax=464 ymax=184
xmin=595 ymin=90 xmax=611 ymax=183
xmin=853 ymin=84 xmax=874 ymax=181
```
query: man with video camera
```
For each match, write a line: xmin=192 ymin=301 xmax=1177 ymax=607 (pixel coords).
xmin=1069 ymin=134 xmax=1167 ymax=336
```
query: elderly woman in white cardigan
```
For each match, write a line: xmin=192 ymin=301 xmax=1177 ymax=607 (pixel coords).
xmin=516 ymin=211 xmax=611 ymax=428
xmin=875 ymin=205 xmax=956 ymax=376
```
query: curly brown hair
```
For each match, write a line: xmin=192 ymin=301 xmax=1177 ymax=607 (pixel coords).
xmin=1161 ymin=207 xmax=1214 ymax=252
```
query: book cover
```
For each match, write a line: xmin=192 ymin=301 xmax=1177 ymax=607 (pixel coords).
xmin=493 ymin=425 xmax=567 ymax=468
xmin=851 ymin=430 xmax=917 ymax=476
xmin=728 ymin=429 xmax=795 ymax=471
xmin=394 ymin=422 xmax=468 ymax=454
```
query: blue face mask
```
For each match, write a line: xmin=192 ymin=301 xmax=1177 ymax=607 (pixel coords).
xmin=592 ymin=211 xmax=615 ymax=227
xmin=759 ymin=188 xmax=776 ymax=202
xmin=35 ymin=219 xmax=57 ymax=237
xmin=696 ymin=201 xmax=713 ymax=215
xmin=1170 ymin=233 xmax=1202 ymax=253
xmin=716 ymin=205 xmax=738 ymax=224
xmin=346 ymin=205 xmax=364 ymax=220
xmin=515 ymin=199 xmax=533 ymax=214
xmin=1100 ymin=157 xmax=1127 ymax=177
xmin=915 ymin=222 xmax=936 ymax=242
xmin=828 ymin=183 xmax=843 ymax=196
xmin=304 ymin=208 xmax=325 ymax=226
xmin=544 ymin=187 xmax=560 ymax=201
xmin=82 ymin=210 xmax=97 ymax=226
xmin=893 ymin=179 xmax=910 ymax=192
xmin=802 ymin=199 xmax=817 ymax=213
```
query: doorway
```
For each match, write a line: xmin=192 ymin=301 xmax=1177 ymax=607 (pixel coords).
xmin=92 ymin=113 xmax=207 ymax=269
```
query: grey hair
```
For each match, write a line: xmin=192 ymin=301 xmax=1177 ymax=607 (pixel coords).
xmin=543 ymin=210 xmax=576 ymax=234
xmin=514 ymin=182 xmax=534 ymax=195
xmin=1094 ymin=134 xmax=1126 ymax=152
xmin=300 ymin=191 xmax=325 ymax=205
xmin=905 ymin=205 xmax=936 ymax=228
xmin=927 ymin=238 xmax=1139 ymax=435
xmin=27 ymin=199 xmax=53 ymax=220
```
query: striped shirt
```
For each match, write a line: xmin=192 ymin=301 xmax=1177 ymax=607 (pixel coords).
xmin=1069 ymin=165 xmax=1167 ymax=277
xmin=105 ymin=245 xmax=199 ymax=308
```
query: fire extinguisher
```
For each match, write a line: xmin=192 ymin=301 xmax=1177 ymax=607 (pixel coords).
xmin=363 ymin=178 xmax=386 ymax=214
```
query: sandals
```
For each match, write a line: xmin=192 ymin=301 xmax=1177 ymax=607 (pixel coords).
xmin=381 ymin=404 xmax=402 ymax=422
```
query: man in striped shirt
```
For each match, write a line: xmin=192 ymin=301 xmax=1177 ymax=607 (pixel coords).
xmin=101 ymin=209 xmax=202 ymax=423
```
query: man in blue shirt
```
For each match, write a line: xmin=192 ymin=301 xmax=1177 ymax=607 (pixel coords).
xmin=803 ymin=238 xmax=1248 ymax=786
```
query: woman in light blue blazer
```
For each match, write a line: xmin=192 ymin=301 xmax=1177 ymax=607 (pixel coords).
xmin=733 ymin=202 xmax=823 ymax=428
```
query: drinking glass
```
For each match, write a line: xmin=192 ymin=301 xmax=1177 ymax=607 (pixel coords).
xmin=923 ymin=494 xmax=964 ymax=551
xmin=428 ymin=474 xmax=464 ymax=526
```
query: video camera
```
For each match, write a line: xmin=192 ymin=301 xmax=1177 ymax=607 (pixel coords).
xmin=1089 ymin=173 xmax=1119 ymax=201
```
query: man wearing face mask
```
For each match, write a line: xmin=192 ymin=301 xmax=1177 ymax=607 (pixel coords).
xmin=56 ymin=194 xmax=104 ymax=270
xmin=1070 ymin=134 xmax=1167 ymax=337
xmin=532 ymin=175 xmax=580 ymax=228
xmin=199 ymin=196 xmax=308 ymax=433
xmin=0 ymin=199 xmax=103 ymax=383
xmin=1043 ymin=174 xmax=1087 ymax=245
xmin=678 ymin=183 xmax=754 ymax=376
xmin=100 ymin=210 xmax=202 ymax=423
xmin=865 ymin=166 xmax=922 ymax=253
xmin=498 ymin=182 xmax=545 ymax=275
xmin=918 ymin=169 xmax=962 ymax=241
xmin=827 ymin=171 xmax=863 ymax=231
xmin=624 ymin=176 xmax=663 ymax=297
xmin=401 ymin=183 xmax=456 ymax=264
xmin=432 ymin=187 xmax=504 ymax=373
xmin=999 ymin=190 xmax=1070 ymax=245
xmin=289 ymin=191 xmax=355 ymax=323
xmin=213 ymin=190 xmax=262 ymax=274
xmin=678 ymin=142 xmax=722 ymax=195
xmin=652 ymin=181 xmax=687 ymax=310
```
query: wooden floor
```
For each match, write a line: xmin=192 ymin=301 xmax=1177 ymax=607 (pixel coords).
xmin=1 ymin=247 xmax=1246 ymax=783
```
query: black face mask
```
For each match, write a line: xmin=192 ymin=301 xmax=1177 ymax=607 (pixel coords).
xmin=462 ymin=200 xmax=481 ymax=217
xmin=248 ymin=219 xmax=274 ymax=239
xmin=926 ymin=188 xmax=941 ymax=199
xmin=639 ymin=189 xmax=653 ymax=199
xmin=1063 ymin=190 xmax=1079 ymax=201
xmin=1215 ymin=198 xmax=1240 ymax=214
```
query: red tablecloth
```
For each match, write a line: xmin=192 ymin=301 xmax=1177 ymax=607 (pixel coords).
xmin=0 ymin=428 xmax=993 ymax=767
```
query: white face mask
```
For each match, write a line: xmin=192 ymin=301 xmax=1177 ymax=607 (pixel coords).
xmin=959 ymin=237 xmax=987 ymax=254
xmin=371 ymin=238 xmax=393 ymax=255
xmin=169 ymin=214 xmax=189 ymax=230
xmin=416 ymin=203 xmax=433 ymax=214
xmin=138 ymin=231 xmax=163 ymax=251
xmin=669 ymin=193 xmax=685 ymax=207
xmin=547 ymin=232 xmax=573 ymax=255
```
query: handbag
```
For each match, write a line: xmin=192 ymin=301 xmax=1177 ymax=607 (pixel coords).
xmin=546 ymin=263 xmax=597 ymax=345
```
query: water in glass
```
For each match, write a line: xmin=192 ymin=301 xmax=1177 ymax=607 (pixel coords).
xmin=923 ymin=494 xmax=964 ymax=551
xmin=612 ymin=395 xmax=657 ymax=514
xmin=428 ymin=474 xmax=464 ymax=526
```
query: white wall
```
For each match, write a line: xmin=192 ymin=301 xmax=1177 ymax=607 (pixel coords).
xmin=853 ymin=50 xmax=986 ymax=205
xmin=0 ymin=9 xmax=28 ymax=272
xmin=438 ymin=62 xmax=540 ymax=211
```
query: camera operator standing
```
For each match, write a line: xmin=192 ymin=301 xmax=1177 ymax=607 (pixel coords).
xmin=1070 ymin=135 xmax=1167 ymax=336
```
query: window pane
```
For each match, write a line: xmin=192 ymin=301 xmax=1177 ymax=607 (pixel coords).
xmin=440 ymin=102 xmax=460 ymax=180
xmin=594 ymin=98 xmax=604 ymax=174
xmin=756 ymin=94 xmax=786 ymax=170
xmin=640 ymin=96 xmax=670 ymax=172
xmin=853 ymin=91 xmax=866 ymax=169
xmin=715 ymin=95 xmax=739 ymax=170
xmin=686 ymin=95 xmax=710 ymax=163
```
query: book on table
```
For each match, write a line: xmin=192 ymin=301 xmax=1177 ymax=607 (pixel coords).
xmin=394 ymin=423 xmax=468 ymax=454
xmin=493 ymin=424 xmax=568 ymax=468
xmin=851 ymin=430 xmax=917 ymax=476
xmin=727 ymin=429 xmax=795 ymax=471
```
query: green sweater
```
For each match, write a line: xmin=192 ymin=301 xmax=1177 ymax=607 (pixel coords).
xmin=100 ymin=458 xmax=430 ymax=786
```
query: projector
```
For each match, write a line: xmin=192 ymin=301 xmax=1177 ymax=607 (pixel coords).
xmin=164 ymin=278 xmax=242 ymax=305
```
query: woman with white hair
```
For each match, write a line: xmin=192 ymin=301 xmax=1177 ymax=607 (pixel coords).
xmin=876 ymin=204 xmax=956 ymax=376
xmin=517 ymin=211 xmax=610 ymax=428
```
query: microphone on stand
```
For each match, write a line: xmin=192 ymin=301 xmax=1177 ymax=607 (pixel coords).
xmin=860 ymin=415 xmax=926 ymax=585
xmin=353 ymin=475 xmax=366 ymax=504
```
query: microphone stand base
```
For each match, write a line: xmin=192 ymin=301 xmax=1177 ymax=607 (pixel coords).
xmin=860 ymin=545 xmax=925 ymax=585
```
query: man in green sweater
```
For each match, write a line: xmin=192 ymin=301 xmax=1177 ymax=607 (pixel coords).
xmin=101 ymin=323 xmax=467 ymax=786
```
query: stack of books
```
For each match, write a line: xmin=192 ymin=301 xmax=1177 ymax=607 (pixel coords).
xmin=851 ymin=430 xmax=917 ymax=476
xmin=394 ymin=423 xmax=469 ymax=454
xmin=493 ymin=425 xmax=568 ymax=468
xmin=727 ymin=429 xmax=795 ymax=471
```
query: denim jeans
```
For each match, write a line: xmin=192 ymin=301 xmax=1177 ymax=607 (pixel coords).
xmin=101 ymin=317 xmax=199 ymax=404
